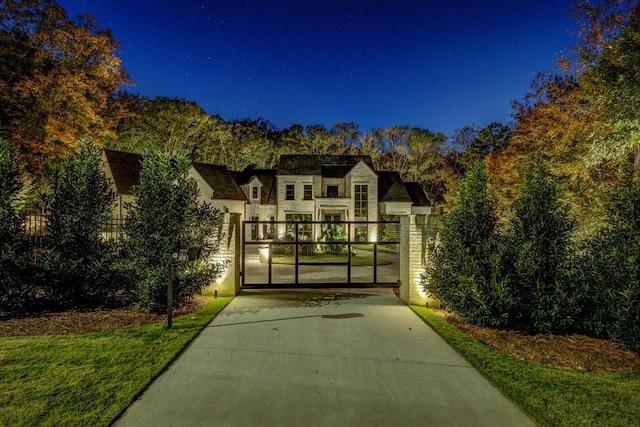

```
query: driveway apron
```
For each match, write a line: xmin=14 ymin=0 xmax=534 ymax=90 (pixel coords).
xmin=114 ymin=288 xmax=534 ymax=427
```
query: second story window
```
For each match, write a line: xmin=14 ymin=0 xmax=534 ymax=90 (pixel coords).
xmin=303 ymin=184 xmax=313 ymax=200
xmin=354 ymin=184 xmax=368 ymax=217
xmin=286 ymin=184 xmax=295 ymax=200
xmin=326 ymin=185 xmax=339 ymax=198
xmin=252 ymin=186 xmax=258 ymax=199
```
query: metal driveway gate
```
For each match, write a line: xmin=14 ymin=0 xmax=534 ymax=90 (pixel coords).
xmin=242 ymin=220 xmax=400 ymax=288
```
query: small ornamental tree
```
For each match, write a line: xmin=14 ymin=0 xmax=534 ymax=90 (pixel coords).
xmin=45 ymin=140 xmax=116 ymax=306
xmin=123 ymin=151 xmax=223 ymax=312
xmin=506 ymin=161 xmax=576 ymax=333
xmin=424 ymin=162 xmax=513 ymax=326
xmin=322 ymin=223 xmax=347 ymax=254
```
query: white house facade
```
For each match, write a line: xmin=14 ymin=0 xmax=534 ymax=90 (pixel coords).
xmin=236 ymin=155 xmax=432 ymax=242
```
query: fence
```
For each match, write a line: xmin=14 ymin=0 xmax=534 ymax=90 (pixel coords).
xmin=242 ymin=220 xmax=400 ymax=287
xmin=23 ymin=212 xmax=126 ymax=248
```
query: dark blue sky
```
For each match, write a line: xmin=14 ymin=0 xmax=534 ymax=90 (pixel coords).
xmin=59 ymin=0 xmax=577 ymax=136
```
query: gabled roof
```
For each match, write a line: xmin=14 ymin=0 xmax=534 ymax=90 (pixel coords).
xmin=103 ymin=150 xmax=246 ymax=202
xmin=235 ymin=168 xmax=277 ymax=205
xmin=192 ymin=163 xmax=247 ymax=201
xmin=277 ymin=155 xmax=375 ymax=176
xmin=378 ymin=171 xmax=412 ymax=203
xmin=404 ymin=182 xmax=431 ymax=207
xmin=378 ymin=171 xmax=431 ymax=207
xmin=103 ymin=149 xmax=142 ymax=195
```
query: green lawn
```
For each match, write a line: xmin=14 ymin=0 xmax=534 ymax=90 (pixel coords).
xmin=271 ymin=254 xmax=392 ymax=266
xmin=351 ymin=244 xmax=399 ymax=254
xmin=410 ymin=306 xmax=640 ymax=427
xmin=0 ymin=296 xmax=233 ymax=427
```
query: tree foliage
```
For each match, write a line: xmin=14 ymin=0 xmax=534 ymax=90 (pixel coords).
xmin=505 ymin=161 xmax=576 ymax=332
xmin=425 ymin=162 xmax=512 ymax=327
xmin=548 ymin=0 xmax=640 ymax=179
xmin=123 ymin=150 xmax=224 ymax=311
xmin=576 ymin=162 xmax=640 ymax=351
xmin=0 ymin=0 xmax=131 ymax=173
xmin=0 ymin=138 xmax=27 ymax=309
xmin=44 ymin=140 xmax=117 ymax=306
xmin=0 ymin=138 xmax=23 ymax=248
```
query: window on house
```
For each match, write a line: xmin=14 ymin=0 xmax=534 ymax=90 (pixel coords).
xmin=326 ymin=185 xmax=339 ymax=198
xmin=285 ymin=213 xmax=312 ymax=240
xmin=303 ymin=184 xmax=313 ymax=200
xmin=252 ymin=186 xmax=258 ymax=199
xmin=250 ymin=215 xmax=259 ymax=240
xmin=355 ymin=184 xmax=368 ymax=217
xmin=285 ymin=184 xmax=295 ymax=200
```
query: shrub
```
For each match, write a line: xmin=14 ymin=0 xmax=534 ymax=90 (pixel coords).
xmin=44 ymin=140 xmax=118 ymax=307
xmin=123 ymin=151 xmax=224 ymax=312
xmin=0 ymin=138 xmax=28 ymax=310
xmin=505 ymin=161 xmax=576 ymax=333
xmin=321 ymin=223 xmax=347 ymax=254
xmin=424 ymin=162 xmax=514 ymax=327
xmin=577 ymin=162 xmax=640 ymax=351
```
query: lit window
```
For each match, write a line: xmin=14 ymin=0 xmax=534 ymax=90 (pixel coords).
xmin=285 ymin=213 xmax=312 ymax=240
xmin=355 ymin=184 xmax=368 ymax=217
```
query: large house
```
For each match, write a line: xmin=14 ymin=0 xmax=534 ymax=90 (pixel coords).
xmin=237 ymin=154 xmax=431 ymax=241
xmin=102 ymin=151 xmax=431 ymax=241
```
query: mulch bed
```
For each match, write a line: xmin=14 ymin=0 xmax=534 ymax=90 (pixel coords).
xmin=0 ymin=295 xmax=207 ymax=337
xmin=430 ymin=309 xmax=640 ymax=372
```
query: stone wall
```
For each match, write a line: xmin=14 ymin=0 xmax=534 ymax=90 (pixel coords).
xmin=204 ymin=212 xmax=241 ymax=297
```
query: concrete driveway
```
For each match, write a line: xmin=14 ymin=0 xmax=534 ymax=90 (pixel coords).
xmin=114 ymin=289 xmax=534 ymax=427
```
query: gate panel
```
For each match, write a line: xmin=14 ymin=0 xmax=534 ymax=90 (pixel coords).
xmin=242 ymin=220 xmax=399 ymax=288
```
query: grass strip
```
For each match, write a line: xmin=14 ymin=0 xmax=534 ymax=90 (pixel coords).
xmin=410 ymin=306 xmax=640 ymax=427
xmin=0 ymin=296 xmax=233 ymax=427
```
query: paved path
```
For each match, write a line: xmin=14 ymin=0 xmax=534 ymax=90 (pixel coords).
xmin=115 ymin=289 xmax=534 ymax=427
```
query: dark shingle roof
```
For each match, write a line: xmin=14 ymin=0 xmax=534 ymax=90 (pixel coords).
xmin=277 ymin=155 xmax=374 ymax=176
xmin=192 ymin=163 xmax=247 ymax=201
xmin=235 ymin=168 xmax=277 ymax=205
xmin=103 ymin=150 xmax=142 ymax=195
xmin=378 ymin=171 xmax=412 ymax=203
xmin=404 ymin=182 xmax=431 ymax=207
xmin=378 ymin=172 xmax=431 ymax=207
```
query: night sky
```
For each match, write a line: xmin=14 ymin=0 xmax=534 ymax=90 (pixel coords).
xmin=58 ymin=0 xmax=578 ymax=136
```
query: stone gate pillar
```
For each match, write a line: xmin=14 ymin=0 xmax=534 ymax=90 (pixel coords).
xmin=205 ymin=212 xmax=241 ymax=297
xmin=399 ymin=214 xmax=438 ymax=307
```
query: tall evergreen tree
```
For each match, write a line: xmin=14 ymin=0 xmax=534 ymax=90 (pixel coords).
xmin=123 ymin=150 xmax=223 ymax=311
xmin=506 ymin=160 xmax=575 ymax=332
xmin=45 ymin=140 xmax=116 ymax=306
xmin=425 ymin=162 xmax=513 ymax=326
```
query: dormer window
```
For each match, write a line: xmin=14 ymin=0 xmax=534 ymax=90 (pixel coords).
xmin=252 ymin=186 xmax=258 ymax=199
